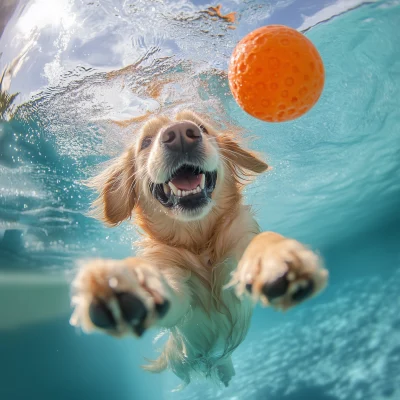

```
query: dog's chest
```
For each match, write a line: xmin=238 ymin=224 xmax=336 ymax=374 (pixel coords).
xmin=177 ymin=257 xmax=253 ymax=360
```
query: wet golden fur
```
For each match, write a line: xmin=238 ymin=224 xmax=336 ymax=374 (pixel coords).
xmin=70 ymin=110 xmax=328 ymax=388
xmin=87 ymin=110 xmax=267 ymax=292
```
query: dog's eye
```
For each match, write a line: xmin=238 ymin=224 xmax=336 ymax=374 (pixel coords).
xmin=199 ymin=124 xmax=209 ymax=134
xmin=141 ymin=137 xmax=152 ymax=150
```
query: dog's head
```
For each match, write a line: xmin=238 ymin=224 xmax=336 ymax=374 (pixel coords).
xmin=88 ymin=110 xmax=268 ymax=228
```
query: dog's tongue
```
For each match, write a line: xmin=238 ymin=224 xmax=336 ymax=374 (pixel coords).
xmin=171 ymin=173 xmax=201 ymax=190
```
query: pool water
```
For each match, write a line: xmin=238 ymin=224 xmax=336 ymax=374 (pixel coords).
xmin=0 ymin=1 xmax=399 ymax=399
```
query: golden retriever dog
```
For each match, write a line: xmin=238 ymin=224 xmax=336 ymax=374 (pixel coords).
xmin=70 ymin=110 xmax=328 ymax=388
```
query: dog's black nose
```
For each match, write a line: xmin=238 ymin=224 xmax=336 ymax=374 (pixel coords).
xmin=160 ymin=121 xmax=202 ymax=153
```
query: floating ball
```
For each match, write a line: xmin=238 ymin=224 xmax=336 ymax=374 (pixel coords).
xmin=228 ymin=25 xmax=325 ymax=122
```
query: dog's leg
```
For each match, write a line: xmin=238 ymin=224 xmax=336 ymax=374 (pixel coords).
xmin=231 ymin=232 xmax=328 ymax=310
xmin=70 ymin=257 xmax=190 ymax=337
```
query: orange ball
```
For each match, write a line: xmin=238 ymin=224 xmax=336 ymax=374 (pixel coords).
xmin=228 ymin=25 xmax=325 ymax=122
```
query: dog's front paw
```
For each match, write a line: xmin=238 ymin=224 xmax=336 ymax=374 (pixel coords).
xmin=233 ymin=233 xmax=328 ymax=310
xmin=70 ymin=258 xmax=170 ymax=337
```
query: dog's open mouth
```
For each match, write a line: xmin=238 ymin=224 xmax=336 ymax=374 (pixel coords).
xmin=150 ymin=164 xmax=217 ymax=211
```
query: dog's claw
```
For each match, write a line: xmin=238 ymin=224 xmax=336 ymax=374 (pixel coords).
xmin=89 ymin=299 xmax=116 ymax=329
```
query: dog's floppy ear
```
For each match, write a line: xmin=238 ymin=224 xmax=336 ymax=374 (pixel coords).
xmin=86 ymin=148 xmax=137 ymax=226
xmin=217 ymin=133 xmax=269 ymax=175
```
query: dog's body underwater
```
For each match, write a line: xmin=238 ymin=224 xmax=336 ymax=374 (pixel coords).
xmin=70 ymin=110 xmax=328 ymax=387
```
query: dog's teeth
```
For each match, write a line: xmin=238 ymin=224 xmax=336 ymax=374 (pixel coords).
xmin=171 ymin=186 xmax=202 ymax=198
xmin=163 ymin=184 xmax=171 ymax=195
xmin=200 ymin=174 xmax=205 ymax=190
xmin=168 ymin=182 xmax=178 ymax=195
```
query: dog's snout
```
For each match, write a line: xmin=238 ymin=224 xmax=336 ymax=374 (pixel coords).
xmin=161 ymin=130 xmax=177 ymax=144
xmin=160 ymin=121 xmax=202 ymax=153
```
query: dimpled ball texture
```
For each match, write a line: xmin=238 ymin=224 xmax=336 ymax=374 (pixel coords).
xmin=228 ymin=25 xmax=325 ymax=122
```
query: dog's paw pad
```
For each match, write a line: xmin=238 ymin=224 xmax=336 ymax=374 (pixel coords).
xmin=261 ymin=272 xmax=290 ymax=300
xmin=261 ymin=273 xmax=315 ymax=303
xmin=71 ymin=259 xmax=171 ymax=336
xmin=289 ymin=279 xmax=315 ymax=302
xmin=234 ymin=236 xmax=328 ymax=310
xmin=89 ymin=292 xmax=150 ymax=336
xmin=116 ymin=292 xmax=147 ymax=325
xmin=89 ymin=299 xmax=116 ymax=329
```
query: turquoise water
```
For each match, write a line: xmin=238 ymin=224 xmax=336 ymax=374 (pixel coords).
xmin=0 ymin=1 xmax=399 ymax=399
